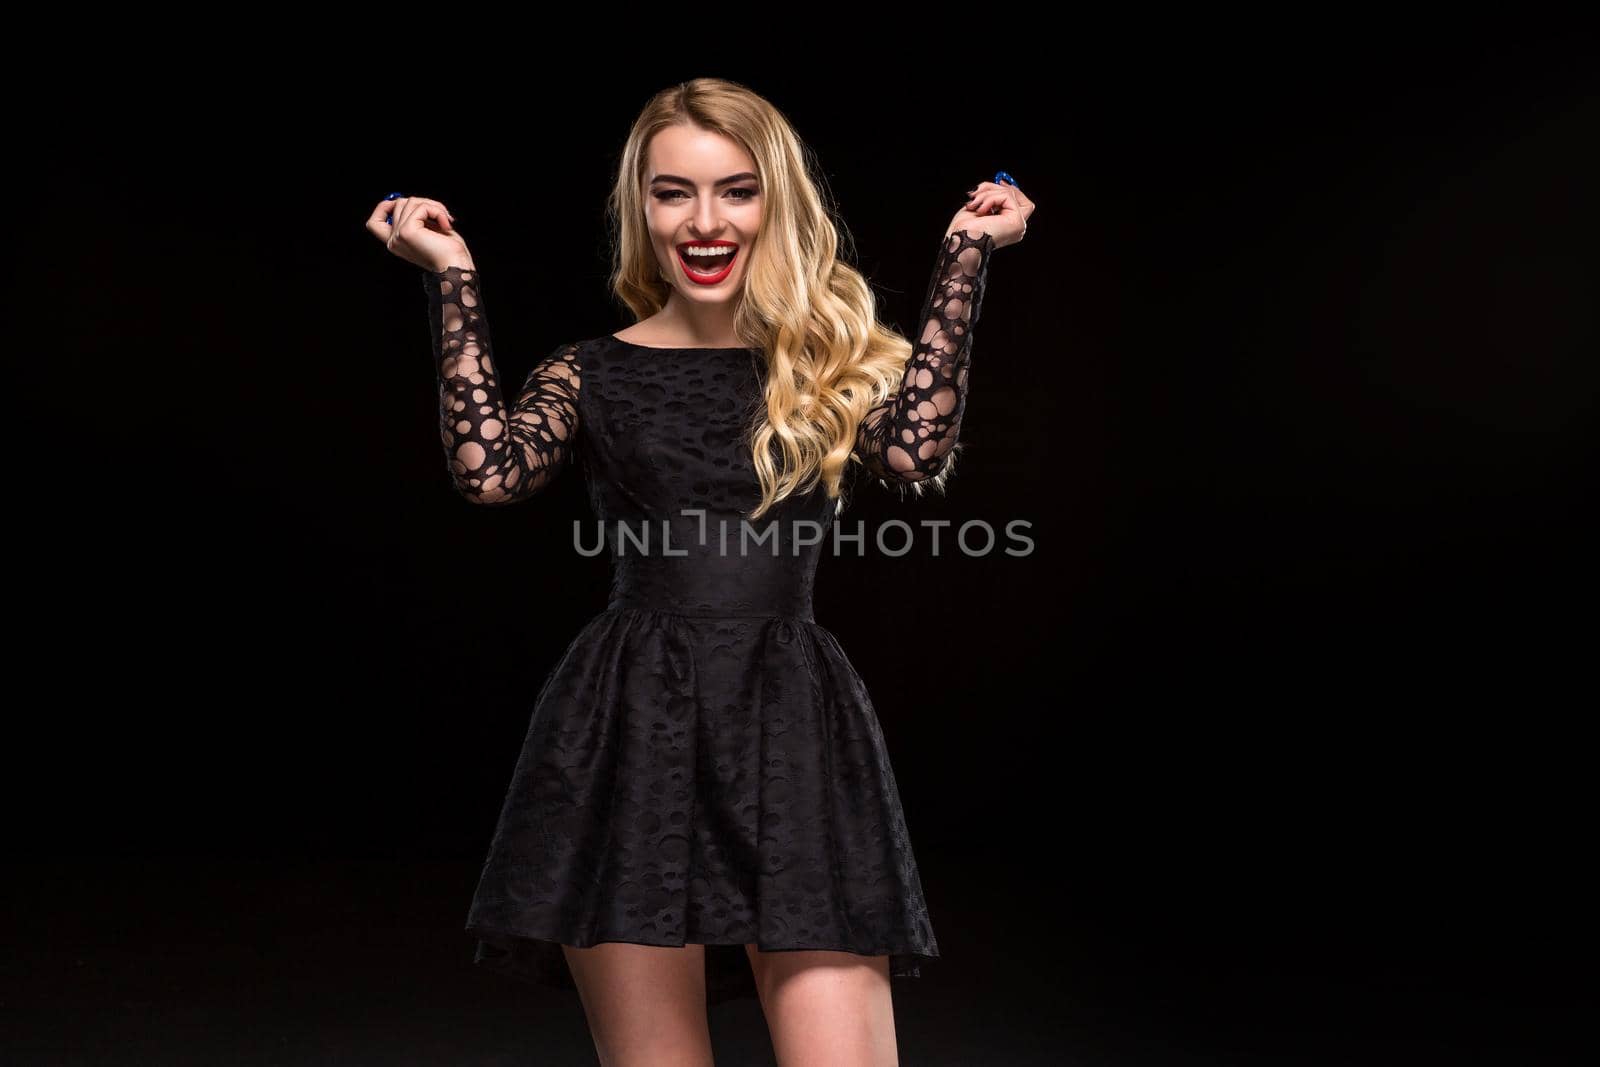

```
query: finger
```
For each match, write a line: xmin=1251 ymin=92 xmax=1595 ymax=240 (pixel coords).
xmin=995 ymin=179 xmax=1031 ymax=213
xmin=390 ymin=195 xmax=422 ymax=235
xmin=384 ymin=193 xmax=413 ymax=229
xmin=419 ymin=198 xmax=457 ymax=233
xmin=394 ymin=195 xmax=429 ymax=232
xmin=400 ymin=195 xmax=448 ymax=233
xmin=408 ymin=199 xmax=457 ymax=237
xmin=387 ymin=196 xmax=427 ymax=249
xmin=367 ymin=195 xmax=405 ymax=239
xmin=421 ymin=202 xmax=455 ymax=235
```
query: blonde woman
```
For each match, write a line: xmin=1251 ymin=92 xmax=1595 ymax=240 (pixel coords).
xmin=367 ymin=77 xmax=1032 ymax=1066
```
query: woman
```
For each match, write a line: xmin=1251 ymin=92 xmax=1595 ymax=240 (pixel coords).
xmin=366 ymin=77 xmax=1032 ymax=1065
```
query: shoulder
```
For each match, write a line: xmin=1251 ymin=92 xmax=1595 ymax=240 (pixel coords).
xmin=543 ymin=336 xmax=616 ymax=361
xmin=541 ymin=337 xmax=619 ymax=389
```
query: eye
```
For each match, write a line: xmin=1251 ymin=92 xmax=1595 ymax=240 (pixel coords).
xmin=653 ymin=188 xmax=760 ymax=202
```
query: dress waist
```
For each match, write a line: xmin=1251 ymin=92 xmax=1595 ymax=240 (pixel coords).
xmin=606 ymin=549 xmax=816 ymax=622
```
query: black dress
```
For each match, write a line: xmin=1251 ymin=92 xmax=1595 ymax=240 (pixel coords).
xmin=420 ymin=229 xmax=996 ymax=1006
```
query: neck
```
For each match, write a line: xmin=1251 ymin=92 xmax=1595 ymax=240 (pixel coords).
xmin=655 ymin=293 xmax=744 ymax=349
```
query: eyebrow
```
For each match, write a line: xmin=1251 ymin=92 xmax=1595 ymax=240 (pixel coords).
xmin=649 ymin=172 xmax=760 ymax=188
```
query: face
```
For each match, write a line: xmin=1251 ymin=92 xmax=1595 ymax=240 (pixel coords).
xmin=643 ymin=124 xmax=763 ymax=302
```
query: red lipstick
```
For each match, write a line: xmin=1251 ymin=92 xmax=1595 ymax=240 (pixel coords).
xmin=676 ymin=240 xmax=740 ymax=286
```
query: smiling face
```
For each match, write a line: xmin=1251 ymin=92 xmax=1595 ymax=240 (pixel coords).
xmin=644 ymin=124 xmax=763 ymax=303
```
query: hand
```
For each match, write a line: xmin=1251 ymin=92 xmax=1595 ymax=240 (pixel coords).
xmin=365 ymin=194 xmax=476 ymax=272
xmin=944 ymin=180 xmax=1034 ymax=249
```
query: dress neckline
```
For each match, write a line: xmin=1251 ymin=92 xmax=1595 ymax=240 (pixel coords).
xmin=610 ymin=333 xmax=756 ymax=353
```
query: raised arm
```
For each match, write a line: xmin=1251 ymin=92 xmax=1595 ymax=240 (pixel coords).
xmin=855 ymin=228 xmax=997 ymax=493
xmin=422 ymin=266 xmax=583 ymax=506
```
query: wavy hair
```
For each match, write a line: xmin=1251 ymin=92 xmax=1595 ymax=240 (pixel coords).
xmin=607 ymin=77 xmax=936 ymax=520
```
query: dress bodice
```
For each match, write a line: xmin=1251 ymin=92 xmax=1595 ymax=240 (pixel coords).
xmin=418 ymin=229 xmax=996 ymax=622
xmin=576 ymin=338 xmax=837 ymax=621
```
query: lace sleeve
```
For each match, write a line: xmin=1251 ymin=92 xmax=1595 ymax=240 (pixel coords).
xmin=422 ymin=266 xmax=583 ymax=506
xmin=855 ymin=228 xmax=997 ymax=494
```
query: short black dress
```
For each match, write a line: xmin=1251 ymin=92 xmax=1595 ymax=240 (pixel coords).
xmin=420 ymin=229 xmax=995 ymax=1006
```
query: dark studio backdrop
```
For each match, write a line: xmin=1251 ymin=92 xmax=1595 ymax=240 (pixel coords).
xmin=9 ymin=22 xmax=1594 ymax=1067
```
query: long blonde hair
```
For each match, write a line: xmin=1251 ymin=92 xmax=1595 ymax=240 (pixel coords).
xmin=607 ymin=78 xmax=947 ymax=520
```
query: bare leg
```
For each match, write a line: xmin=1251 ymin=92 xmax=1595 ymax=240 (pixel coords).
xmin=745 ymin=946 xmax=899 ymax=1067
xmin=562 ymin=943 xmax=714 ymax=1067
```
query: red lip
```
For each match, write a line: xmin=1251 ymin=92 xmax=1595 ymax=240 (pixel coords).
xmin=676 ymin=242 xmax=740 ymax=285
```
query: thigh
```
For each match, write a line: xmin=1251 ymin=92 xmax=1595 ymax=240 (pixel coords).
xmin=563 ymin=943 xmax=713 ymax=1067
xmin=745 ymin=947 xmax=899 ymax=1066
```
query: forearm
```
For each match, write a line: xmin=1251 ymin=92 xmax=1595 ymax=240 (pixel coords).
xmin=857 ymin=229 xmax=996 ymax=488
xmin=421 ymin=267 xmax=581 ymax=505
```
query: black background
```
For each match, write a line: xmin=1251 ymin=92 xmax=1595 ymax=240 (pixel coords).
xmin=10 ymin=21 xmax=1594 ymax=1066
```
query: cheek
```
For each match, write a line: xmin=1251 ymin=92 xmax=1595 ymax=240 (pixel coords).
xmin=644 ymin=207 xmax=674 ymax=239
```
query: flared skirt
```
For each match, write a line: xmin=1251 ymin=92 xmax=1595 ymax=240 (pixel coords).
xmin=463 ymin=606 xmax=940 ymax=1006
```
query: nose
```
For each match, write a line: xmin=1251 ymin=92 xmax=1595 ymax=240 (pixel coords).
xmin=691 ymin=195 xmax=727 ymax=238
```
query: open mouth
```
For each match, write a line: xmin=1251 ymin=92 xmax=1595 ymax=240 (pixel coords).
xmin=677 ymin=242 xmax=739 ymax=282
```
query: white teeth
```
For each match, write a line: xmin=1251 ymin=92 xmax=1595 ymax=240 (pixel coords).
xmin=683 ymin=246 xmax=736 ymax=257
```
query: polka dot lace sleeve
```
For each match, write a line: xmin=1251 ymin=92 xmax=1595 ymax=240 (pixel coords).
xmin=855 ymin=228 xmax=997 ymax=494
xmin=421 ymin=266 xmax=583 ymax=505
